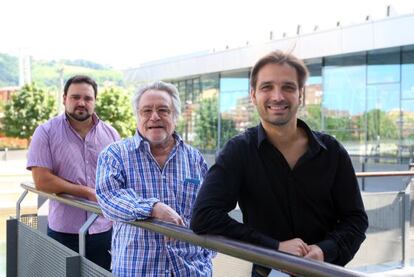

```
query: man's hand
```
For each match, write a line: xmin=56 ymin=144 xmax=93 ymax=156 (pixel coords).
xmin=151 ymin=202 xmax=184 ymax=226
xmin=279 ymin=238 xmax=310 ymax=257
xmin=304 ymin=244 xmax=324 ymax=261
xmin=83 ymin=186 xmax=97 ymax=202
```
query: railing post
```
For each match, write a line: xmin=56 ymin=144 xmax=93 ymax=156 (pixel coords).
xmin=7 ymin=219 xmax=18 ymax=277
xmin=16 ymin=189 xmax=28 ymax=221
xmin=361 ymin=162 xmax=366 ymax=191
xmin=78 ymin=213 xmax=99 ymax=257
xmin=402 ymin=182 xmax=411 ymax=268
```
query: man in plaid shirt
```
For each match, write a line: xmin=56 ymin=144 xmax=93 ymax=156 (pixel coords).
xmin=96 ymin=81 xmax=213 ymax=276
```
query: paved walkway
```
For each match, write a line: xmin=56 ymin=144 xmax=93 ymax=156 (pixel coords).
xmin=0 ymin=160 xmax=35 ymax=209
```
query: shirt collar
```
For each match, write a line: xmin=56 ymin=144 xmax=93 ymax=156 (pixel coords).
xmin=257 ymin=119 xmax=327 ymax=152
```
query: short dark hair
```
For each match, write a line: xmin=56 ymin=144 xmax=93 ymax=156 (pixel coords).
xmin=250 ymin=50 xmax=309 ymax=90
xmin=63 ymin=75 xmax=98 ymax=98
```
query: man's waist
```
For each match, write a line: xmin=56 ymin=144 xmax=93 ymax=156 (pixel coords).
xmin=48 ymin=214 xmax=112 ymax=234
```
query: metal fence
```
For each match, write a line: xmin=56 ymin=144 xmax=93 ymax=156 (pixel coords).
xmin=8 ymin=182 xmax=372 ymax=277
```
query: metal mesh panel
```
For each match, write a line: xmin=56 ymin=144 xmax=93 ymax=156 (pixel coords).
xmin=20 ymin=213 xmax=38 ymax=229
xmin=80 ymin=257 xmax=112 ymax=277
xmin=17 ymin=222 xmax=78 ymax=277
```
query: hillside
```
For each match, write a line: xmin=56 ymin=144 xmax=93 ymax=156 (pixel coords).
xmin=0 ymin=53 xmax=125 ymax=88
xmin=0 ymin=53 xmax=18 ymax=87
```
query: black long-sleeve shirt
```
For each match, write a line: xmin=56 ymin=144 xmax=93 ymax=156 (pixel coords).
xmin=191 ymin=120 xmax=368 ymax=266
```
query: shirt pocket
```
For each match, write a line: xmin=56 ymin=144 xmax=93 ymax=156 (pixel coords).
xmin=176 ymin=178 xmax=201 ymax=222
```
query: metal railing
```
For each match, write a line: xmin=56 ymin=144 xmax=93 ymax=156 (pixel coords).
xmin=356 ymin=171 xmax=414 ymax=178
xmin=16 ymin=182 xmax=368 ymax=277
xmin=357 ymin=169 xmax=414 ymax=269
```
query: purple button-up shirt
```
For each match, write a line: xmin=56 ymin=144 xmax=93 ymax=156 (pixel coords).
xmin=27 ymin=113 xmax=120 ymax=234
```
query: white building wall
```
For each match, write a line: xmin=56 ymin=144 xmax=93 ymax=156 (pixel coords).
xmin=125 ymin=13 xmax=414 ymax=83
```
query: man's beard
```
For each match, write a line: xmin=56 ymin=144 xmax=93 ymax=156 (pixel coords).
xmin=67 ymin=109 xmax=92 ymax=122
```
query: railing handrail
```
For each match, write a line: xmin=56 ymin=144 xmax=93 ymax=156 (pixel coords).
xmin=356 ymin=171 xmax=414 ymax=178
xmin=19 ymin=182 xmax=368 ymax=277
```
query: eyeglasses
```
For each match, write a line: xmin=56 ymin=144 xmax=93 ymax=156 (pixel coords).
xmin=139 ymin=107 xmax=172 ymax=118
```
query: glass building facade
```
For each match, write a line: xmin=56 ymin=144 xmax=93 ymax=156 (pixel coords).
xmin=168 ymin=45 xmax=414 ymax=161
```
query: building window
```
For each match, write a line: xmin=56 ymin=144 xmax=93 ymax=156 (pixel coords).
xmin=219 ymin=71 xmax=251 ymax=148
xmin=323 ymin=52 xmax=366 ymax=152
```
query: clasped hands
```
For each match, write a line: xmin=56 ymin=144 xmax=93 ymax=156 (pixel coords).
xmin=279 ymin=238 xmax=324 ymax=262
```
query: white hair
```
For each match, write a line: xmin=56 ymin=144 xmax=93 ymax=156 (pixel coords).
xmin=132 ymin=81 xmax=181 ymax=122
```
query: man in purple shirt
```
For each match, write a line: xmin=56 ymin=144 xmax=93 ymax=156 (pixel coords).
xmin=27 ymin=75 xmax=120 ymax=270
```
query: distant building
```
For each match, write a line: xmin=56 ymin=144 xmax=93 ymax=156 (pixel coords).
xmin=125 ymin=11 xmax=414 ymax=161
xmin=0 ymin=86 xmax=19 ymax=103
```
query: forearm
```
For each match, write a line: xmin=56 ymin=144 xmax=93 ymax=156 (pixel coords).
xmin=32 ymin=168 xmax=92 ymax=200
xmin=191 ymin=198 xmax=278 ymax=249
xmin=96 ymin=187 xmax=159 ymax=222
xmin=320 ymin=213 xmax=367 ymax=265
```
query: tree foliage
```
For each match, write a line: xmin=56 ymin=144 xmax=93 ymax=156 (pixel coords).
xmin=31 ymin=60 xmax=124 ymax=89
xmin=360 ymin=109 xmax=399 ymax=140
xmin=95 ymin=87 xmax=135 ymax=138
xmin=193 ymin=96 xmax=237 ymax=150
xmin=2 ymin=83 xmax=56 ymax=139
xmin=302 ymin=104 xmax=322 ymax=130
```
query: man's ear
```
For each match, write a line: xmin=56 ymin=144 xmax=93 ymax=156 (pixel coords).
xmin=250 ymin=88 xmax=257 ymax=105
xmin=299 ymin=88 xmax=304 ymax=105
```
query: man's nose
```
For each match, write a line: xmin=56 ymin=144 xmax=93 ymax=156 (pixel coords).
xmin=149 ymin=110 xmax=161 ymax=120
xmin=77 ymin=98 xmax=86 ymax=106
xmin=270 ymin=87 xmax=285 ymax=101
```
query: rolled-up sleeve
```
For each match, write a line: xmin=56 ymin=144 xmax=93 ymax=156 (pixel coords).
xmin=27 ymin=125 xmax=53 ymax=170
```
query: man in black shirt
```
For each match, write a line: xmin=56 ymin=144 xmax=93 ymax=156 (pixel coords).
xmin=190 ymin=50 xmax=368 ymax=276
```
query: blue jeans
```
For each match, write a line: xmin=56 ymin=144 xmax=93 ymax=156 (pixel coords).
xmin=47 ymin=226 xmax=112 ymax=271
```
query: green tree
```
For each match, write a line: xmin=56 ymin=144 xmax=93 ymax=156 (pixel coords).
xmin=325 ymin=116 xmax=354 ymax=141
xmin=193 ymin=96 xmax=237 ymax=150
xmin=360 ymin=109 xmax=398 ymax=140
xmin=194 ymin=97 xmax=217 ymax=150
xmin=95 ymin=87 xmax=135 ymax=137
xmin=303 ymin=104 xmax=322 ymax=130
xmin=2 ymin=83 xmax=56 ymax=139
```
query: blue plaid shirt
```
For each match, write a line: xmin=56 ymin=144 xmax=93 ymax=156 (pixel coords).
xmin=96 ymin=132 xmax=213 ymax=276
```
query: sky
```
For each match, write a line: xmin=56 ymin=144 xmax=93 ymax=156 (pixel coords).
xmin=0 ymin=0 xmax=413 ymax=69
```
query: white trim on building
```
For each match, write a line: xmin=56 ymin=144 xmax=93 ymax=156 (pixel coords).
xmin=124 ymin=13 xmax=414 ymax=83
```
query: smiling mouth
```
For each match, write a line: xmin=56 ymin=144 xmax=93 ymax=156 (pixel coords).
xmin=267 ymin=105 xmax=288 ymax=111
xmin=148 ymin=126 xmax=164 ymax=130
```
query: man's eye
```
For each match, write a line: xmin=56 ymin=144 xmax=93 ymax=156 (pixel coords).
xmin=141 ymin=109 xmax=152 ymax=116
xmin=157 ymin=108 xmax=171 ymax=116
xmin=284 ymin=86 xmax=297 ymax=92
